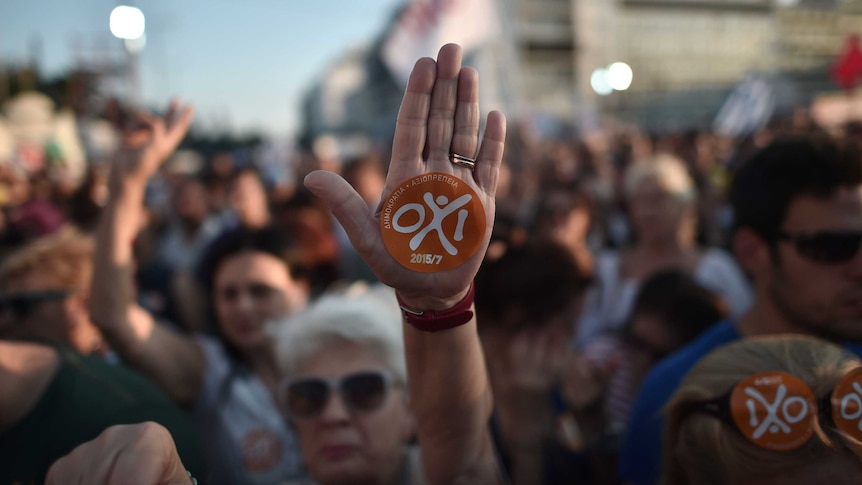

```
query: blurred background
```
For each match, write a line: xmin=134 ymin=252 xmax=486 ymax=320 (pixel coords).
xmin=3 ymin=0 xmax=860 ymax=167
xmin=1 ymin=0 xmax=861 ymax=255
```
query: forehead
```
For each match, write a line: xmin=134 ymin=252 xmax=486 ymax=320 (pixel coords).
xmin=782 ymin=187 xmax=862 ymax=232
xmin=214 ymin=251 xmax=291 ymax=286
xmin=297 ymin=342 xmax=386 ymax=379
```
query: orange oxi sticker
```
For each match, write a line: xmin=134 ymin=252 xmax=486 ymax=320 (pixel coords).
xmin=831 ymin=367 xmax=862 ymax=441
xmin=729 ymin=372 xmax=816 ymax=451
xmin=381 ymin=172 xmax=486 ymax=273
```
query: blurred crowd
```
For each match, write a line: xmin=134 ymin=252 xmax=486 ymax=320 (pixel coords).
xmin=3 ymin=50 xmax=862 ymax=485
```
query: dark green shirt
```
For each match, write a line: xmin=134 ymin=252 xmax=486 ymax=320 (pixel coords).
xmin=0 ymin=346 xmax=204 ymax=485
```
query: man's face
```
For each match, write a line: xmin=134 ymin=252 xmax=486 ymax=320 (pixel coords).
xmin=766 ymin=187 xmax=862 ymax=340
xmin=174 ymin=179 xmax=209 ymax=224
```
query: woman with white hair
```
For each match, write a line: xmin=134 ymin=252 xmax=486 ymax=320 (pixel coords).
xmin=273 ymin=285 xmax=423 ymax=485
xmin=576 ymin=154 xmax=752 ymax=347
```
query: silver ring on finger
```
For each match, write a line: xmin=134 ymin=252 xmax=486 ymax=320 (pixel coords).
xmin=449 ymin=153 xmax=477 ymax=170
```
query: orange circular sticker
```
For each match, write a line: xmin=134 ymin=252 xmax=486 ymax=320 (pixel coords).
xmin=831 ymin=367 xmax=862 ymax=441
xmin=380 ymin=172 xmax=486 ymax=273
xmin=242 ymin=428 xmax=283 ymax=472
xmin=729 ymin=372 xmax=816 ymax=451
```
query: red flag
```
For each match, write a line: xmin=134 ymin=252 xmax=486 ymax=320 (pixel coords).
xmin=833 ymin=34 xmax=862 ymax=91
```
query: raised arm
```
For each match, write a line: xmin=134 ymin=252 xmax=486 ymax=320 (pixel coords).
xmin=90 ymin=102 xmax=205 ymax=408
xmin=305 ymin=44 xmax=505 ymax=485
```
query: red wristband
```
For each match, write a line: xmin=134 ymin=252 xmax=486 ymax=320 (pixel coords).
xmin=396 ymin=282 xmax=475 ymax=332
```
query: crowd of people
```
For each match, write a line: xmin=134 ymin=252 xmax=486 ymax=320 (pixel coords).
xmin=2 ymin=42 xmax=862 ymax=485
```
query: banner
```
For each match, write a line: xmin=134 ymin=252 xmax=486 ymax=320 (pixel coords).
xmin=381 ymin=0 xmax=501 ymax=86
xmin=713 ymin=74 xmax=774 ymax=137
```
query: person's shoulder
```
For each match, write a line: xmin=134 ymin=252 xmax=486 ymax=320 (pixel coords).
xmin=594 ymin=250 xmax=622 ymax=281
xmin=58 ymin=348 xmax=173 ymax=401
xmin=193 ymin=334 xmax=223 ymax=358
xmin=659 ymin=320 xmax=739 ymax=368
xmin=842 ymin=341 xmax=862 ymax=359
xmin=698 ymin=248 xmax=740 ymax=271
xmin=192 ymin=334 xmax=232 ymax=376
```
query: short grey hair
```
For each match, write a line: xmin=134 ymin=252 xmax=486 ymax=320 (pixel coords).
xmin=271 ymin=283 xmax=406 ymax=384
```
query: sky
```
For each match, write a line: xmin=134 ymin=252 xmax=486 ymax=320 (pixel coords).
xmin=0 ymin=0 xmax=405 ymax=138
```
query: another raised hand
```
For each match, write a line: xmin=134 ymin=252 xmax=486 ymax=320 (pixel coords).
xmin=90 ymin=101 xmax=204 ymax=408
xmin=112 ymin=101 xmax=195 ymax=185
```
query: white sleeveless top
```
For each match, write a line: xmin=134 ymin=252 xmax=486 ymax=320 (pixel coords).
xmin=193 ymin=335 xmax=305 ymax=485
xmin=575 ymin=248 xmax=752 ymax=346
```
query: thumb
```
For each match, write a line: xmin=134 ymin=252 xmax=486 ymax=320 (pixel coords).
xmin=303 ymin=170 xmax=382 ymax=258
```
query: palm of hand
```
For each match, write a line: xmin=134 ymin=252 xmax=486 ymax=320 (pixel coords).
xmin=305 ymin=44 xmax=506 ymax=309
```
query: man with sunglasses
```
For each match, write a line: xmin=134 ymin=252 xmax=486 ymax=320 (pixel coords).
xmin=0 ymin=339 xmax=206 ymax=485
xmin=0 ymin=227 xmax=109 ymax=356
xmin=618 ymin=134 xmax=862 ymax=485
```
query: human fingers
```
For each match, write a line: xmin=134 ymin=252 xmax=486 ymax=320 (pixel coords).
xmin=388 ymin=57 xmax=437 ymax=189
xmin=425 ymin=43 xmax=463 ymax=173
xmin=474 ymin=110 xmax=506 ymax=194
xmin=448 ymin=66 xmax=480 ymax=179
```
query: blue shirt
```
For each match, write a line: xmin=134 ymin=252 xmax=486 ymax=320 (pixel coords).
xmin=617 ymin=320 xmax=862 ymax=485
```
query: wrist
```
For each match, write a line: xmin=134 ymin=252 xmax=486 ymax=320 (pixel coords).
xmin=395 ymin=285 xmax=471 ymax=312
xmin=396 ymin=282 xmax=475 ymax=332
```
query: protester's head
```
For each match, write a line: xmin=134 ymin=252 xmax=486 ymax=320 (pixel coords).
xmin=273 ymin=285 xmax=414 ymax=485
xmin=173 ymin=176 xmax=209 ymax=227
xmin=730 ymin=135 xmax=862 ymax=340
xmin=663 ymin=336 xmax=862 ymax=485
xmin=198 ymin=226 xmax=309 ymax=354
xmin=0 ymin=226 xmax=103 ymax=354
xmin=277 ymin=190 xmax=340 ymax=293
xmin=343 ymin=156 xmax=387 ymax=208
xmin=624 ymin=154 xmax=697 ymax=246
xmin=627 ymin=270 xmax=728 ymax=374
xmin=228 ymin=168 xmax=270 ymax=229
xmin=533 ymin=184 xmax=591 ymax=250
xmin=476 ymin=240 xmax=591 ymax=338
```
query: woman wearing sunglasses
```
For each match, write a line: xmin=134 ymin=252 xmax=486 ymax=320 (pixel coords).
xmin=58 ymin=43 xmax=506 ymax=485
xmin=663 ymin=335 xmax=862 ymax=485
xmin=272 ymin=285 xmax=421 ymax=485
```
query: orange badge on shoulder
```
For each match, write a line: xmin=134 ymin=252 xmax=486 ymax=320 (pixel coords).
xmin=831 ymin=367 xmax=862 ymax=441
xmin=380 ymin=172 xmax=486 ymax=273
xmin=729 ymin=372 xmax=816 ymax=451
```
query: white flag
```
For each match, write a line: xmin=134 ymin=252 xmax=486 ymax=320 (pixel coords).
xmin=714 ymin=74 xmax=775 ymax=138
xmin=382 ymin=0 xmax=501 ymax=86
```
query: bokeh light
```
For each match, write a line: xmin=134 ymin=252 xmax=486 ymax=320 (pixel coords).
xmin=109 ymin=6 xmax=145 ymax=40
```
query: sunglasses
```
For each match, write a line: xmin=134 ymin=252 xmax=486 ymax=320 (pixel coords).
xmin=776 ymin=231 xmax=862 ymax=264
xmin=689 ymin=369 xmax=862 ymax=451
xmin=280 ymin=370 xmax=394 ymax=420
xmin=0 ymin=289 xmax=72 ymax=319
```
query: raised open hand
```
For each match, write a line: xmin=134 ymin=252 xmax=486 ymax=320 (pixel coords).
xmin=112 ymin=100 xmax=195 ymax=185
xmin=305 ymin=44 xmax=506 ymax=310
